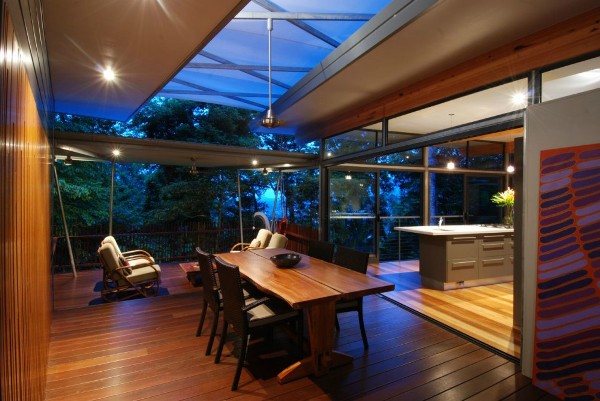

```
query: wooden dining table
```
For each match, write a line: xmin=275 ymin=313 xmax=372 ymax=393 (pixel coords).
xmin=215 ymin=248 xmax=394 ymax=383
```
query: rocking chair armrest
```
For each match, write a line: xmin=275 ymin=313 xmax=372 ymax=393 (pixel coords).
xmin=129 ymin=260 xmax=155 ymax=269
xmin=122 ymin=249 xmax=153 ymax=259
xmin=242 ymin=297 xmax=269 ymax=312
xmin=230 ymin=242 xmax=250 ymax=252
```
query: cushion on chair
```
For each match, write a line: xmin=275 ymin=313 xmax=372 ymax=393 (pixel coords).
xmin=249 ymin=239 xmax=261 ymax=248
xmin=266 ymin=233 xmax=287 ymax=249
xmin=127 ymin=265 xmax=161 ymax=284
xmin=246 ymin=298 xmax=298 ymax=327
xmin=255 ymin=229 xmax=272 ymax=248
xmin=118 ymin=256 xmax=132 ymax=276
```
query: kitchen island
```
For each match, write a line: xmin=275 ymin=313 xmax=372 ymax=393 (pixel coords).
xmin=395 ymin=225 xmax=514 ymax=290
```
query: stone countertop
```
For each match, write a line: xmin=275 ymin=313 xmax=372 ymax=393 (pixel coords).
xmin=394 ymin=225 xmax=514 ymax=236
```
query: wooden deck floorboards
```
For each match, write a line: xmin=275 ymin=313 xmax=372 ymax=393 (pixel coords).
xmin=47 ymin=262 xmax=556 ymax=400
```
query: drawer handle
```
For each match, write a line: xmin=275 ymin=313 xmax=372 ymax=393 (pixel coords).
xmin=482 ymin=243 xmax=504 ymax=250
xmin=482 ymin=258 xmax=504 ymax=265
xmin=452 ymin=236 xmax=477 ymax=241
xmin=451 ymin=261 xmax=476 ymax=269
xmin=483 ymin=235 xmax=505 ymax=239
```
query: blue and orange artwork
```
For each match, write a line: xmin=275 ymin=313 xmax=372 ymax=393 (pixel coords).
xmin=534 ymin=143 xmax=600 ymax=400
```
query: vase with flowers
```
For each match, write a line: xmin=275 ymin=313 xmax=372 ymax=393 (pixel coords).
xmin=491 ymin=187 xmax=515 ymax=227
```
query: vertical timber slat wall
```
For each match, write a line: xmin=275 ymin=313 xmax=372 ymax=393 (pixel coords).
xmin=0 ymin=6 xmax=51 ymax=401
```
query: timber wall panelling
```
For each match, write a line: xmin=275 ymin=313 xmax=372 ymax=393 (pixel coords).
xmin=1 ymin=4 xmax=52 ymax=401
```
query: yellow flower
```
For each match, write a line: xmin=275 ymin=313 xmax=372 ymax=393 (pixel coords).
xmin=491 ymin=187 xmax=515 ymax=207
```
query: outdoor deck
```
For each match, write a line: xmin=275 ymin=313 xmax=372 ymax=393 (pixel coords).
xmin=47 ymin=262 xmax=557 ymax=400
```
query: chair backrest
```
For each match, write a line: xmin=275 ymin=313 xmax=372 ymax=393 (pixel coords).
xmin=102 ymin=236 xmax=123 ymax=258
xmin=195 ymin=247 xmax=220 ymax=310
xmin=214 ymin=256 xmax=247 ymax=334
xmin=266 ymin=233 xmax=287 ymax=249
xmin=98 ymin=242 xmax=129 ymax=285
xmin=307 ymin=239 xmax=335 ymax=263
xmin=334 ymin=245 xmax=369 ymax=274
xmin=254 ymin=229 xmax=272 ymax=248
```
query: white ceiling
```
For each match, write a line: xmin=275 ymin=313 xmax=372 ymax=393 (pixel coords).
xmin=43 ymin=0 xmax=599 ymax=143
xmin=44 ymin=0 xmax=249 ymax=120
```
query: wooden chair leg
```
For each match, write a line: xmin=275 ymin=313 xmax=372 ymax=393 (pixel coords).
xmin=215 ymin=319 xmax=228 ymax=364
xmin=232 ymin=334 xmax=249 ymax=391
xmin=297 ymin=312 xmax=304 ymax=358
xmin=196 ymin=300 xmax=208 ymax=337
xmin=358 ymin=303 xmax=368 ymax=349
xmin=205 ymin=308 xmax=219 ymax=356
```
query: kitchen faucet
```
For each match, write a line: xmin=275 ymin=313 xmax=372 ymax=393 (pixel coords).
xmin=438 ymin=217 xmax=444 ymax=228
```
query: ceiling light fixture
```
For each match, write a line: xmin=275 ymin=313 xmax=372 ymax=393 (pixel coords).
xmin=511 ymin=92 xmax=528 ymax=107
xmin=261 ymin=18 xmax=280 ymax=129
xmin=103 ymin=66 xmax=116 ymax=81
xmin=64 ymin=155 xmax=73 ymax=166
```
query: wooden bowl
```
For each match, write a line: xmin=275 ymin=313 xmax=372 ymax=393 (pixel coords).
xmin=270 ymin=253 xmax=301 ymax=268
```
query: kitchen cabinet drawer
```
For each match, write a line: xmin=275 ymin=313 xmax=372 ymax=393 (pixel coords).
xmin=447 ymin=236 xmax=478 ymax=260
xmin=447 ymin=258 xmax=478 ymax=282
xmin=479 ymin=256 xmax=511 ymax=278
xmin=479 ymin=234 xmax=507 ymax=257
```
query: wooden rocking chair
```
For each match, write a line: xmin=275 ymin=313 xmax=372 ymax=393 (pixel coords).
xmin=98 ymin=242 xmax=161 ymax=302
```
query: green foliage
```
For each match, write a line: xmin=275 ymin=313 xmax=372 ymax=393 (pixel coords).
xmin=491 ymin=187 xmax=515 ymax=207
xmin=52 ymin=98 xmax=319 ymax=234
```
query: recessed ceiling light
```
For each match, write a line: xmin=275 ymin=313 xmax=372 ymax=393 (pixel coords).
xmin=511 ymin=92 xmax=527 ymax=106
xmin=102 ymin=67 xmax=116 ymax=81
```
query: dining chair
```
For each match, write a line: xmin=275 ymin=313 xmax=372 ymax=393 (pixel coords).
xmin=195 ymin=247 xmax=222 ymax=356
xmin=333 ymin=245 xmax=370 ymax=349
xmin=307 ymin=239 xmax=335 ymax=262
xmin=213 ymin=256 xmax=303 ymax=391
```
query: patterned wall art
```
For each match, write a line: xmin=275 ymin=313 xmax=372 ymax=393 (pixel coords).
xmin=534 ymin=143 xmax=600 ymax=400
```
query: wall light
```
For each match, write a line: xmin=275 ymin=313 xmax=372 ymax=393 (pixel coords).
xmin=345 ymin=173 xmax=352 ymax=180
xmin=507 ymin=165 xmax=515 ymax=173
xmin=446 ymin=161 xmax=455 ymax=170
xmin=252 ymin=159 xmax=258 ymax=166
xmin=64 ymin=155 xmax=73 ymax=166
xmin=112 ymin=149 xmax=121 ymax=157
xmin=262 ymin=167 xmax=269 ymax=175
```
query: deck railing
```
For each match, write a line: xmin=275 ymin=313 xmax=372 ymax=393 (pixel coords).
xmin=51 ymin=222 xmax=318 ymax=272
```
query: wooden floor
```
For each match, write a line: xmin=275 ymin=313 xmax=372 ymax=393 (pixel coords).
xmin=47 ymin=263 xmax=555 ymax=400
xmin=370 ymin=260 xmax=520 ymax=359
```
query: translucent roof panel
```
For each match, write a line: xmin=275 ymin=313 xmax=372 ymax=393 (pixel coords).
xmin=159 ymin=0 xmax=393 ymax=112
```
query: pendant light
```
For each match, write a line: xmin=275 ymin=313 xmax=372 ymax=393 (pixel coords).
xmin=261 ymin=18 xmax=280 ymax=128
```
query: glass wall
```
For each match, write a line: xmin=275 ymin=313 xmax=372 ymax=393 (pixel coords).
xmin=323 ymin=55 xmax=597 ymax=261
xmin=329 ymin=171 xmax=376 ymax=254
xmin=379 ymin=171 xmax=422 ymax=261
xmin=324 ymin=123 xmax=382 ymax=159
